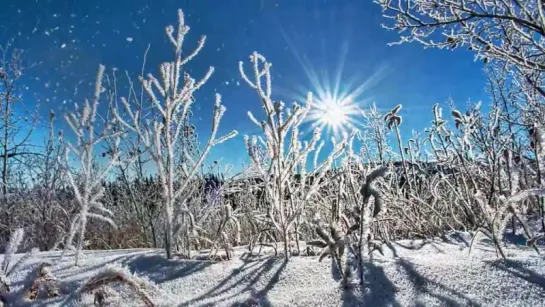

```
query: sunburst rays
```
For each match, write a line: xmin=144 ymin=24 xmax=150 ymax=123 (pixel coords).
xmin=277 ymin=27 xmax=387 ymax=138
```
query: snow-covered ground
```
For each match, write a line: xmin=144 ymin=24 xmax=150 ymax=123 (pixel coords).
xmin=1 ymin=231 xmax=544 ymax=307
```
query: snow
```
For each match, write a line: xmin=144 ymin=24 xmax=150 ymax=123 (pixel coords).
xmin=1 ymin=233 xmax=544 ymax=307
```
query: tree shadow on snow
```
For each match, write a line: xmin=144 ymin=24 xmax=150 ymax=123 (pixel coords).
xmin=486 ymin=259 xmax=545 ymax=291
xmin=480 ymin=231 xmax=528 ymax=248
xmin=396 ymin=259 xmax=481 ymax=307
xmin=179 ymin=257 xmax=287 ymax=306
xmin=341 ymin=259 xmax=401 ymax=307
xmin=53 ymin=254 xmax=133 ymax=278
xmin=394 ymin=240 xmax=433 ymax=251
xmin=121 ymin=253 xmax=214 ymax=284
xmin=479 ymin=220 xmax=545 ymax=248
xmin=502 ymin=229 xmax=545 ymax=247
xmin=440 ymin=232 xmax=470 ymax=248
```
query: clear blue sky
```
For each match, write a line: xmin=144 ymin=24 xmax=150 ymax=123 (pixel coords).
xmin=0 ymin=0 xmax=488 ymax=169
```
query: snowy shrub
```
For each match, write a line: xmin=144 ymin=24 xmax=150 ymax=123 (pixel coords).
xmin=308 ymin=217 xmax=352 ymax=288
xmin=471 ymin=188 xmax=545 ymax=259
xmin=114 ymin=9 xmax=237 ymax=259
xmin=0 ymin=228 xmax=40 ymax=304
xmin=375 ymin=0 xmax=545 ymax=249
xmin=307 ymin=162 xmax=388 ymax=287
xmin=67 ymin=264 xmax=160 ymax=307
xmin=239 ymin=52 xmax=350 ymax=259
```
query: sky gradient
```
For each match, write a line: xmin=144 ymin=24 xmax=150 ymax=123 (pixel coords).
xmin=0 ymin=0 xmax=489 ymax=170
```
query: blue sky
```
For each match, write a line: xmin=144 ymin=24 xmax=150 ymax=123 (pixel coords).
xmin=0 ymin=0 xmax=489 ymax=170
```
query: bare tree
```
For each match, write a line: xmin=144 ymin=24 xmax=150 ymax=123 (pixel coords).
xmin=0 ymin=42 xmax=40 ymax=196
xmin=101 ymin=67 xmax=159 ymax=248
xmin=360 ymin=103 xmax=391 ymax=163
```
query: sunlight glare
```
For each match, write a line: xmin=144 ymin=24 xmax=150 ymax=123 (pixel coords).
xmin=304 ymin=88 xmax=364 ymax=137
xmin=314 ymin=97 xmax=352 ymax=134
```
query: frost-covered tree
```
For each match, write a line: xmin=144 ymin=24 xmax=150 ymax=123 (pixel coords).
xmin=360 ymin=103 xmax=391 ymax=163
xmin=239 ymin=52 xmax=349 ymax=259
xmin=61 ymin=64 xmax=122 ymax=266
xmin=375 ymin=0 xmax=545 ymax=102
xmin=114 ymin=9 xmax=237 ymax=259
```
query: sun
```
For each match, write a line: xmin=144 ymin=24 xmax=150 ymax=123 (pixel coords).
xmin=306 ymin=94 xmax=359 ymax=136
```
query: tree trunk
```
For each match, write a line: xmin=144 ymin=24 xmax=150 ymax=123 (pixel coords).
xmin=75 ymin=212 xmax=88 ymax=266
xmin=149 ymin=219 xmax=157 ymax=248
xmin=165 ymin=220 xmax=173 ymax=259
xmin=283 ymin=227 xmax=289 ymax=260
xmin=2 ymin=95 xmax=10 ymax=196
